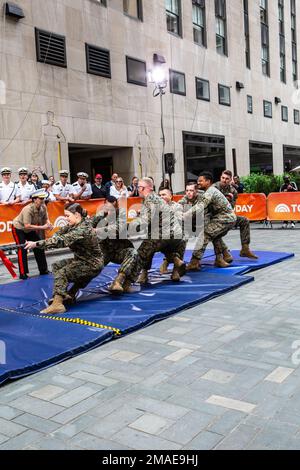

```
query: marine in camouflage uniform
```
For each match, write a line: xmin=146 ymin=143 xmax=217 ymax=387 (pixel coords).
xmin=36 ymin=218 xmax=104 ymax=312
xmin=91 ymin=208 xmax=141 ymax=293
xmin=214 ymin=181 xmax=258 ymax=260
xmin=188 ymin=185 xmax=237 ymax=270
xmin=132 ymin=191 xmax=186 ymax=283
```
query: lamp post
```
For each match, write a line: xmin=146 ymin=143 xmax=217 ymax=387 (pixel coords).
xmin=148 ymin=54 xmax=168 ymax=183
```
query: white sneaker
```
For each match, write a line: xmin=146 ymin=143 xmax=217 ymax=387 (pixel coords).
xmin=291 ymin=222 xmax=295 ymax=229
xmin=282 ymin=223 xmax=288 ymax=229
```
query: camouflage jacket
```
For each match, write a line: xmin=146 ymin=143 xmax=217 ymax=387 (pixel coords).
xmin=200 ymin=186 xmax=236 ymax=223
xmin=36 ymin=219 xmax=103 ymax=266
xmin=131 ymin=192 xmax=182 ymax=239
xmin=214 ymin=182 xmax=238 ymax=209
xmin=90 ymin=210 xmax=133 ymax=251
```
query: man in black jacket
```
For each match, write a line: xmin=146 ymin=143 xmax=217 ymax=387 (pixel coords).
xmin=92 ymin=174 xmax=107 ymax=199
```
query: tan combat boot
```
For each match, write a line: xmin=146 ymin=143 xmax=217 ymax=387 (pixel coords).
xmin=41 ymin=295 xmax=66 ymax=314
xmin=173 ymin=256 xmax=186 ymax=277
xmin=223 ymin=249 xmax=233 ymax=263
xmin=137 ymin=270 xmax=149 ymax=284
xmin=240 ymin=244 xmax=258 ymax=259
xmin=109 ymin=272 xmax=126 ymax=294
xmin=159 ymin=259 xmax=169 ymax=274
xmin=214 ymin=254 xmax=230 ymax=268
xmin=186 ymin=257 xmax=201 ymax=271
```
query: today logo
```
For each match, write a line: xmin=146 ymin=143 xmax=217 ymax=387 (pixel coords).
xmin=0 ymin=221 xmax=12 ymax=233
xmin=275 ymin=204 xmax=300 ymax=213
xmin=54 ymin=216 xmax=68 ymax=228
xmin=235 ymin=205 xmax=253 ymax=213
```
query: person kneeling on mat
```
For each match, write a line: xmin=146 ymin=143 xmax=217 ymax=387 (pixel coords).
xmin=25 ymin=203 xmax=104 ymax=314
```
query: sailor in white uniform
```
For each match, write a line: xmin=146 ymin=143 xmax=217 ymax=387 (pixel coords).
xmin=52 ymin=170 xmax=74 ymax=202
xmin=15 ymin=167 xmax=35 ymax=204
xmin=70 ymin=172 xmax=92 ymax=200
xmin=0 ymin=167 xmax=18 ymax=204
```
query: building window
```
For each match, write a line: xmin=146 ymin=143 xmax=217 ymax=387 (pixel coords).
xmin=247 ymin=95 xmax=253 ymax=114
xmin=184 ymin=132 xmax=226 ymax=182
xmin=291 ymin=0 xmax=298 ymax=82
xmin=126 ymin=56 xmax=147 ymax=86
xmin=218 ymin=84 xmax=230 ymax=106
xmin=244 ymin=0 xmax=250 ymax=68
xmin=250 ymin=141 xmax=273 ymax=174
xmin=123 ymin=0 xmax=143 ymax=20
xmin=279 ymin=0 xmax=286 ymax=83
xmin=35 ymin=28 xmax=67 ymax=68
xmin=193 ymin=0 xmax=206 ymax=47
xmin=166 ymin=0 xmax=182 ymax=36
xmin=195 ymin=77 xmax=210 ymax=101
xmin=281 ymin=105 xmax=288 ymax=121
xmin=86 ymin=44 xmax=111 ymax=78
xmin=263 ymin=100 xmax=272 ymax=118
xmin=284 ymin=145 xmax=300 ymax=171
xmin=215 ymin=0 xmax=227 ymax=55
xmin=170 ymin=70 xmax=186 ymax=95
xmin=260 ymin=0 xmax=270 ymax=76
xmin=294 ymin=109 xmax=300 ymax=124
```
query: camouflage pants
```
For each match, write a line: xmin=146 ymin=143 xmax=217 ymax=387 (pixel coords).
xmin=138 ymin=239 xmax=186 ymax=271
xmin=101 ymin=243 xmax=141 ymax=282
xmin=52 ymin=258 xmax=104 ymax=298
xmin=219 ymin=215 xmax=250 ymax=252
xmin=193 ymin=220 xmax=235 ymax=260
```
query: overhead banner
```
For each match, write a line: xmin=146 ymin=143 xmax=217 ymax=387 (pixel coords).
xmin=268 ymin=192 xmax=300 ymax=221
xmin=234 ymin=193 xmax=267 ymax=221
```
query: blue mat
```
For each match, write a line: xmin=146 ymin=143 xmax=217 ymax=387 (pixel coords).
xmin=0 ymin=250 xmax=294 ymax=385
xmin=0 ymin=309 xmax=113 ymax=385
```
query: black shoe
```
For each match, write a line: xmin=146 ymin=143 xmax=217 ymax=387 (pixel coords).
xmin=40 ymin=270 xmax=50 ymax=275
xmin=19 ymin=274 xmax=28 ymax=280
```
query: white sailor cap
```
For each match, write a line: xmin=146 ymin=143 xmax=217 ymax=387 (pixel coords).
xmin=59 ymin=170 xmax=69 ymax=176
xmin=77 ymin=172 xmax=88 ymax=178
xmin=18 ymin=167 xmax=29 ymax=175
xmin=31 ymin=189 xmax=48 ymax=199
xmin=1 ymin=167 xmax=12 ymax=174
xmin=41 ymin=180 xmax=51 ymax=186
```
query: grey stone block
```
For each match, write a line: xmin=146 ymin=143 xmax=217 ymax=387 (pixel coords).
xmin=112 ymin=427 xmax=182 ymax=450
xmin=160 ymin=411 xmax=214 ymax=445
xmin=0 ymin=405 xmax=23 ymax=420
xmin=0 ymin=430 xmax=43 ymax=450
xmin=8 ymin=396 xmax=64 ymax=419
xmin=53 ymin=414 xmax=98 ymax=439
xmin=69 ymin=432 xmax=132 ymax=450
xmin=13 ymin=413 xmax=61 ymax=434
xmin=52 ymin=384 xmax=101 ymax=407
xmin=184 ymin=431 xmax=224 ymax=450
xmin=88 ymin=405 xmax=143 ymax=439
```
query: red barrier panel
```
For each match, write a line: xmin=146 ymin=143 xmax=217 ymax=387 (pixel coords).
xmin=235 ymin=193 xmax=267 ymax=221
xmin=267 ymin=192 xmax=300 ymax=221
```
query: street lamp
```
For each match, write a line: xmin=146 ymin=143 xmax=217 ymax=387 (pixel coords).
xmin=148 ymin=54 xmax=168 ymax=182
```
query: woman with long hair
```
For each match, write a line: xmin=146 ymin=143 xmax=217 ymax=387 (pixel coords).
xmin=25 ymin=203 xmax=104 ymax=314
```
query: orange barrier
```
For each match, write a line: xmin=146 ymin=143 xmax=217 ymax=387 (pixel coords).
xmin=268 ymin=192 xmax=300 ymax=221
xmin=235 ymin=193 xmax=267 ymax=221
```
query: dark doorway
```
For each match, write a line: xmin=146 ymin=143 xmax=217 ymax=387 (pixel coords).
xmin=183 ymin=132 xmax=226 ymax=183
xmin=283 ymin=145 xmax=300 ymax=172
xmin=249 ymin=141 xmax=273 ymax=174
xmin=69 ymin=144 xmax=117 ymax=184
xmin=91 ymin=157 xmax=113 ymax=183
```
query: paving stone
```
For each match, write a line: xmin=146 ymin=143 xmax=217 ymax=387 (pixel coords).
xmin=264 ymin=366 xmax=295 ymax=383
xmin=201 ymin=369 xmax=235 ymax=384
xmin=9 ymin=396 xmax=64 ymax=419
xmin=167 ymin=340 xmax=200 ymax=350
xmin=69 ymin=432 xmax=132 ymax=450
xmin=53 ymin=414 xmax=98 ymax=439
xmin=29 ymin=385 xmax=65 ymax=401
xmin=0 ymin=417 xmax=27 ymax=437
xmin=51 ymin=397 xmax=99 ymax=425
xmin=208 ymin=410 xmax=245 ymax=435
xmin=70 ymin=371 xmax=118 ymax=387
xmin=185 ymin=431 xmax=224 ymax=450
xmin=88 ymin=406 xmax=143 ymax=439
xmin=206 ymin=395 xmax=256 ymax=414
xmin=133 ymin=396 xmax=189 ymax=420
xmin=112 ymin=427 xmax=182 ymax=450
xmin=0 ymin=405 xmax=23 ymax=420
xmin=215 ymin=424 xmax=261 ymax=450
xmin=52 ymin=385 xmax=101 ymax=407
xmin=164 ymin=348 xmax=193 ymax=362
xmin=110 ymin=351 xmax=141 ymax=362
xmin=0 ymin=430 xmax=43 ymax=450
xmin=13 ymin=413 xmax=61 ymax=434
xmin=129 ymin=413 xmax=173 ymax=435
xmin=160 ymin=411 xmax=214 ymax=445
xmin=0 ymin=434 xmax=9 ymax=445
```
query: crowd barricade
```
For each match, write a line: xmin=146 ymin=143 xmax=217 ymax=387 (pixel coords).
xmin=267 ymin=192 xmax=300 ymax=221
xmin=0 ymin=192 xmax=299 ymax=247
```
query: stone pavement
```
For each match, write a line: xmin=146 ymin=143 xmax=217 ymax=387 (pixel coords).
xmin=0 ymin=226 xmax=300 ymax=450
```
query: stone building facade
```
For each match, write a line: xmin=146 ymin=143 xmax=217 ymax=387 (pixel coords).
xmin=0 ymin=0 xmax=300 ymax=190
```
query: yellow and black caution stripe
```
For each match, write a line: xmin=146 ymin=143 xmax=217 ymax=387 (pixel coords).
xmin=39 ymin=315 xmax=122 ymax=336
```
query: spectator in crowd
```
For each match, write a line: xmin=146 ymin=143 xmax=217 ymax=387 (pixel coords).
xmin=280 ymin=175 xmax=298 ymax=229
xmin=92 ymin=174 xmax=107 ymax=199
xmin=48 ymin=176 xmax=55 ymax=187
xmin=30 ymin=167 xmax=48 ymax=189
xmin=232 ymin=176 xmax=245 ymax=194
xmin=127 ymin=176 xmax=139 ymax=197
xmin=159 ymin=178 xmax=171 ymax=191
xmin=70 ymin=172 xmax=92 ymax=200
xmin=15 ymin=168 xmax=35 ymax=204
xmin=110 ymin=177 xmax=129 ymax=199
xmin=104 ymin=173 xmax=118 ymax=195
xmin=12 ymin=189 xmax=52 ymax=279
xmin=148 ymin=176 xmax=156 ymax=192
xmin=0 ymin=167 xmax=18 ymax=205
xmin=41 ymin=180 xmax=56 ymax=202
xmin=52 ymin=170 xmax=74 ymax=203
